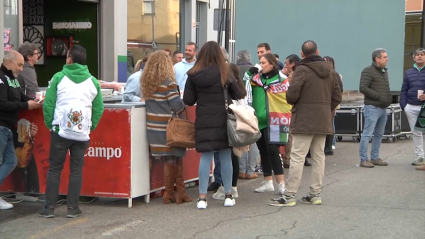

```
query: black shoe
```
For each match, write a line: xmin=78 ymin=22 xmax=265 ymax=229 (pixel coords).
xmin=324 ymin=149 xmax=334 ymax=155
xmin=207 ymin=182 xmax=221 ymax=192
xmin=66 ymin=207 xmax=82 ymax=218
xmin=38 ymin=206 xmax=54 ymax=218
xmin=304 ymin=158 xmax=311 ymax=166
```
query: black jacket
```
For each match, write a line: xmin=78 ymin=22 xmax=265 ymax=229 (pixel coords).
xmin=0 ymin=64 xmax=31 ymax=131
xmin=359 ymin=62 xmax=392 ymax=108
xmin=183 ymin=65 xmax=242 ymax=152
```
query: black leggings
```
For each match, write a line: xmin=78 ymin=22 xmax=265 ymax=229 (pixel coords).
xmin=256 ymin=128 xmax=284 ymax=177
xmin=231 ymin=152 xmax=238 ymax=187
xmin=221 ymin=151 xmax=239 ymax=187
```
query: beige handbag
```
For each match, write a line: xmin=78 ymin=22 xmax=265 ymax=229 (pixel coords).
xmin=166 ymin=109 xmax=195 ymax=148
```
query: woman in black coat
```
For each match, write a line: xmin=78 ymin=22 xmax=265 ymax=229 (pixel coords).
xmin=183 ymin=41 xmax=242 ymax=210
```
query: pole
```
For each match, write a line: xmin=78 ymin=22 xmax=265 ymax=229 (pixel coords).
xmin=151 ymin=0 xmax=156 ymax=50
xmin=217 ymin=0 xmax=223 ymax=43
xmin=421 ymin=0 xmax=425 ymax=48
xmin=224 ymin=0 xmax=230 ymax=52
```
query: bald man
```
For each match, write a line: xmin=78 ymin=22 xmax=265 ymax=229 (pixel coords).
xmin=0 ymin=50 xmax=41 ymax=210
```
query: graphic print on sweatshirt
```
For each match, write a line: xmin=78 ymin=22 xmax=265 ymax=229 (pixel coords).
xmin=6 ymin=75 xmax=21 ymax=88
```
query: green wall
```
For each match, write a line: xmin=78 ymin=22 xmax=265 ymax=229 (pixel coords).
xmin=235 ymin=0 xmax=405 ymax=91
xmin=35 ymin=0 xmax=98 ymax=86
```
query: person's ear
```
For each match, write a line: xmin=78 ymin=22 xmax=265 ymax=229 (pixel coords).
xmin=316 ymin=49 xmax=320 ymax=55
xmin=300 ymin=51 xmax=305 ymax=58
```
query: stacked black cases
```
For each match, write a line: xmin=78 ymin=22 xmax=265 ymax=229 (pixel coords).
xmin=335 ymin=105 xmax=362 ymax=142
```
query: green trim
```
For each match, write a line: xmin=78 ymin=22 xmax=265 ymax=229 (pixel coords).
xmin=118 ymin=55 xmax=127 ymax=63
xmin=414 ymin=63 xmax=425 ymax=71
xmin=90 ymin=76 xmax=104 ymax=130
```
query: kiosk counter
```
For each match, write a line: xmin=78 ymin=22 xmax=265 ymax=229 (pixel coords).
xmin=0 ymin=102 xmax=202 ymax=208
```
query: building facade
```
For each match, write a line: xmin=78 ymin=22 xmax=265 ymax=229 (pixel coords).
xmin=0 ymin=0 xmax=127 ymax=85
xmin=405 ymin=0 xmax=423 ymax=72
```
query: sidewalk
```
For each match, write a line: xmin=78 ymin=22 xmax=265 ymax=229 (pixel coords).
xmin=0 ymin=139 xmax=424 ymax=239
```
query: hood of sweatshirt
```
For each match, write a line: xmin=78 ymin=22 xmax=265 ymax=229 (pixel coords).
xmin=61 ymin=63 xmax=92 ymax=83
xmin=294 ymin=55 xmax=332 ymax=79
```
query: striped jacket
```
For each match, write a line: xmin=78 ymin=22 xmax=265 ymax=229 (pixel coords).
xmin=145 ymin=79 xmax=186 ymax=157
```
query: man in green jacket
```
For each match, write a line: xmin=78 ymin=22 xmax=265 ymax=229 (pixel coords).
xmin=39 ymin=45 xmax=104 ymax=218
xmin=358 ymin=48 xmax=392 ymax=168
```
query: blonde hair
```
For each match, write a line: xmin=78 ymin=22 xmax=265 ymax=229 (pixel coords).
xmin=141 ymin=50 xmax=175 ymax=99
xmin=133 ymin=59 xmax=143 ymax=73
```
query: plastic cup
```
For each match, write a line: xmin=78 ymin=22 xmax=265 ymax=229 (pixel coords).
xmin=35 ymin=92 xmax=43 ymax=101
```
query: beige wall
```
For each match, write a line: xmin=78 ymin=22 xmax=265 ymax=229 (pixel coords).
xmin=406 ymin=0 xmax=423 ymax=11
xmin=127 ymin=0 xmax=180 ymax=61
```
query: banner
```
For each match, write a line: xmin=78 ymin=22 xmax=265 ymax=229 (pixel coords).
xmin=0 ymin=105 xmax=203 ymax=198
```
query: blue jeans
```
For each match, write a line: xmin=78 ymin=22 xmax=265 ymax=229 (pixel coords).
xmin=239 ymin=143 xmax=259 ymax=174
xmin=199 ymin=148 xmax=232 ymax=195
xmin=0 ymin=126 xmax=18 ymax=186
xmin=359 ymin=105 xmax=387 ymax=161
xmin=213 ymin=152 xmax=222 ymax=184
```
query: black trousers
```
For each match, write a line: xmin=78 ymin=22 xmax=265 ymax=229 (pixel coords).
xmin=256 ymin=128 xmax=283 ymax=177
xmin=231 ymin=152 xmax=238 ymax=187
xmin=45 ymin=132 xmax=89 ymax=209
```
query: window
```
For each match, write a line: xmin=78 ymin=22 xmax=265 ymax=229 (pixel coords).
xmin=143 ymin=0 xmax=155 ymax=15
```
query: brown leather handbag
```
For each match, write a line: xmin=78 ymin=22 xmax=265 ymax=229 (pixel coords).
xmin=166 ymin=109 xmax=196 ymax=148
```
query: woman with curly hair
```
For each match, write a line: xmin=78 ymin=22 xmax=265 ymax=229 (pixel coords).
xmin=183 ymin=41 xmax=243 ymax=209
xmin=141 ymin=50 xmax=192 ymax=205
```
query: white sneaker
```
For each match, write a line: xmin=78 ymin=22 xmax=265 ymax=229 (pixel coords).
xmin=0 ymin=198 xmax=13 ymax=210
xmin=332 ymin=145 xmax=336 ymax=150
xmin=212 ymin=186 xmax=225 ymax=200
xmin=224 ymin=196 xmax=235 ymax=207
xmin=254 ymin=180 xmax=274 ymax=193
xmin=197 ymin=198 xmax=207 ymax=209
xmin=232 ymin=187 xmax=238 ymax=198
xmin=278 ymin=182 xmax=286 ymax=195
xmin=412 ymin=157 xmax=425 ymax=165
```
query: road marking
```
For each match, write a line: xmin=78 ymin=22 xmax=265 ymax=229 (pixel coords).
xmin=30 ymin=218 xmax=88 ymax=239
xmin=101 ymin=220 xmax=144 ymax=237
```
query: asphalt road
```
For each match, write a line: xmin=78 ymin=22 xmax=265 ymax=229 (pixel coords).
xmin=1 ymin=137 xmax=424 ymax=239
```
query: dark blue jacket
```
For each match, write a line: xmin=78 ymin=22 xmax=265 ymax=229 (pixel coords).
xmin=400 ymin=66 xmax=425 ymax=110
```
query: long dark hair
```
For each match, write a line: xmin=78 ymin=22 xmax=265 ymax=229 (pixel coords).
xmin=187 ymin=41 xmax=229 ymax=86
xmin=228 ymin=63 xmax=247 ymax=99
xmin=323 ymin=56 xmax=335 ymax=69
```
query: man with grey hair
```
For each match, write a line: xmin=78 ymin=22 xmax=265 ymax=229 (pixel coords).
xmin=17 ymin=42 xmax=40 ymax=97
xmin=236 ymin=50 xmax=253 ymax=80
xmin=358 ymin=48 xmax=392 ymax=168
xmin=0 ymin=50 xmax=41 ymax=209
xmin=400 ymin=48 xmax=425 ymax=168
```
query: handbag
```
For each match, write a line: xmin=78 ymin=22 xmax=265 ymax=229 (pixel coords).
xmin=166 ymin=109 xmax=196 ymax=148
xmin=414 ymin=102 xmax=425 ymax=132
xmin=224 ymin=86 xmax=261 ymax=147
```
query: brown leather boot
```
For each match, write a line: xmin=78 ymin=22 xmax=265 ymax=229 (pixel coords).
xmin=175 ymin=158 xmax=193 ymax=204
xmin=162 ymin=158 xmax=176 ymax=204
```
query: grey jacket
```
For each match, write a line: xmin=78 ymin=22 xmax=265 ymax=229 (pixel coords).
xmin=359 ymin=62 xmax=392 ymax=109
xmin=17 ymin=62 xmax=39 ymax=97
xmin=236 ymin=61 xmax=253 ymax=81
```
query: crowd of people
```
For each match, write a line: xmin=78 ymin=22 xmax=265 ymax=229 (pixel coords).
xmin=129 ymin=40 xmax=343 ymax=209
xmin=1 ymin=39 xmax=424 ymax=214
